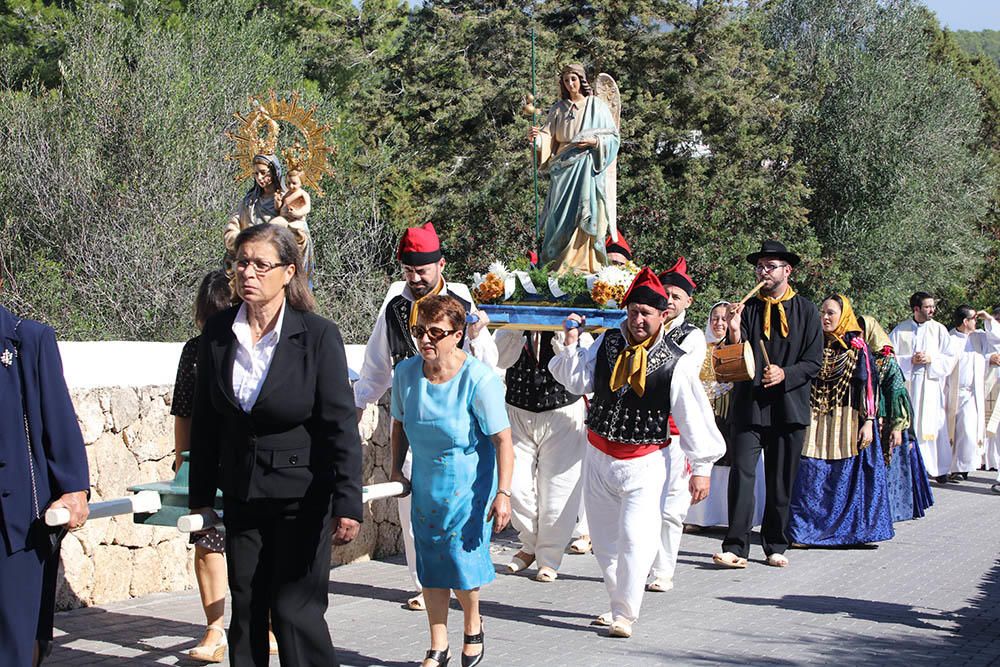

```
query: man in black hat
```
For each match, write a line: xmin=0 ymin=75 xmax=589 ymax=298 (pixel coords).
xmin=712 ymin=240 xmax=823 ymax=569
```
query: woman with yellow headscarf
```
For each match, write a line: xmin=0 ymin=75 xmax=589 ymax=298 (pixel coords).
xmin=788 ymin=295 xmax=895 ymax=546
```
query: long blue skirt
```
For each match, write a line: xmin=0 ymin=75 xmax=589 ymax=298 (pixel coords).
xmin=789 ymin=435 xmax=895 ymax=546
xmin=907 ymin=431 xmax=935 ymax=518
xmin=885 ymin=439 xmax=915 ymax=522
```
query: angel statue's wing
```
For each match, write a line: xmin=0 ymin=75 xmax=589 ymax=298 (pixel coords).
xmin=594 ymin=73 xmax=621 ymax=130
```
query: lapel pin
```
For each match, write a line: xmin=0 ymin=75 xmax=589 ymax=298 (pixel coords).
xmin=1 ymin=349 xmax=12 ymax=367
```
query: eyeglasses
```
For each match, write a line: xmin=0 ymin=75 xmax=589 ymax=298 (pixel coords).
xmin=755 ymin=262 xmax=788 ymax=274
xmin=233 ymin=258 xmax=288 ymax=275
xmin=410 ymin=325 xmax=460 ymax=341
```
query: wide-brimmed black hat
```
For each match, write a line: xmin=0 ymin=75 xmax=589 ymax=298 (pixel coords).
xmin=746 ymin=240 xmax=801 ymax=267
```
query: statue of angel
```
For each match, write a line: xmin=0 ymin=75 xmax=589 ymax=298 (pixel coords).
xmin=528 ymin=64 xmax=621 ymax=274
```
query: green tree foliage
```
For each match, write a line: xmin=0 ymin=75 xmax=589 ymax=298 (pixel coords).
xmin=0 ymin=0 xmax=301 ymax=339
xmin=952 ymin=29 xmax=1000 ymax=65
xmin=0 ymin=0 xmax=996 ymax=341
xmin=766 ymin=0 xmax=990 ymax=323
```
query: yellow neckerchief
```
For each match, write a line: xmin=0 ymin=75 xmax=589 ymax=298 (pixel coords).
xmin=609 ymin=327 xmax=657 ymax=397
xmin=408 ymin=277 xmax=446 ymax=328
xmin=758 ymin=285 xmax=796 ymax=339
xmin=825 ymin=294 xmax=862 ymax=350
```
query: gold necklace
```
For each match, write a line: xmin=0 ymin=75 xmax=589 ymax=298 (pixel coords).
xmin=812 ymin=346 xmax=859 ymax=415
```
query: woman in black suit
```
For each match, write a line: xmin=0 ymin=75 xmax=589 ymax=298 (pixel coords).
xmin=188 ymin=223 xmax=363 ymax=667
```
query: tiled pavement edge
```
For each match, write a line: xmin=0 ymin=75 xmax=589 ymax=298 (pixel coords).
xmin=47 ymin=471 xmax=1000 ymax=666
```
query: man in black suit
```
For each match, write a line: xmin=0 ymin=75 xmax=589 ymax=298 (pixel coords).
xmin=189 ymin=224 xmax=362 ymax=666
xmin=713 ymin=240 xmax=823 ymax=569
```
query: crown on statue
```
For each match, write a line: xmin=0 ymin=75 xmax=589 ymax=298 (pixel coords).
xmin=282 ymin=141 xmax=311 ymax=174
xmin=226 ymin=90 xmax=337 ymax=195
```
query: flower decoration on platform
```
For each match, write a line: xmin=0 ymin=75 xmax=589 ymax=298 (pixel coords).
xmin=590 ymin=264 xmax=638 ymax=308
xmin=473 ymin=261 xmax=512 ymax=304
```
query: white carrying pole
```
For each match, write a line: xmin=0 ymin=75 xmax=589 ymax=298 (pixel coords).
xmin=176 ymin=481 xmax=408 ymax=533
xmin=45 ymin=490 xmax=162 ymax=527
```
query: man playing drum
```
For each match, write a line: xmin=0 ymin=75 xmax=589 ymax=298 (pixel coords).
xmin=712 ymin=240 xmax=823 ymax=569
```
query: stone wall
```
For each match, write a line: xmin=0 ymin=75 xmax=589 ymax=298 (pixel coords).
xmin=57 ymin=386 xmax=401 ymax=611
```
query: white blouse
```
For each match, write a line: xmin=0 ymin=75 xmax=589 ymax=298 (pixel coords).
xmin=231 ymin=302 xmax=286 ymax=412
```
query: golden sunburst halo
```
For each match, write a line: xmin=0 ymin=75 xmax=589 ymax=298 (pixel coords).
xmin=225 ymin=90 xmax=336 ymax=196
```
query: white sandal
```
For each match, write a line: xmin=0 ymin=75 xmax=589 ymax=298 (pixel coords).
xmin=534 ymin=566 xmax=558 ymax=582
xmin=608 ymin=617 xmax=633 ymax=638
xmin=505 ymin=551 xmax=535 ymax=573
xmin=766 ymin=553 xmax=789 ymax=568
xmin=646 ymin=576 xmax=673 ymax=592
xmin=591 ymin=612 xmax=613 ymax=627
xmin=568 ymin=535 xmax=592 ymax=554
xmin=188 ymin=625 xmax=227 ymax=663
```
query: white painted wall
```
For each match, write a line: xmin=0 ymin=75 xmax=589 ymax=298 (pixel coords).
xmin=58 ymin=341 xmax=366 ymax=389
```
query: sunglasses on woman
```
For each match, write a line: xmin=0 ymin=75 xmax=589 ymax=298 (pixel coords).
xmin=410 ymin=325 xmax=460 ymax=341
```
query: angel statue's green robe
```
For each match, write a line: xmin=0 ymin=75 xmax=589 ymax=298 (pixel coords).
xmin=535 ymin=94 xmax=620 ymax=274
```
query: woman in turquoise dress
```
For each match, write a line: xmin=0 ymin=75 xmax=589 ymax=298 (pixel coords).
xmin=390 ymin=295 xmax=514 ymax=667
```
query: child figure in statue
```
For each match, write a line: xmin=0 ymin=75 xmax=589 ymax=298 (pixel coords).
xmin=271 ymin=167 xmax=315 ymax=285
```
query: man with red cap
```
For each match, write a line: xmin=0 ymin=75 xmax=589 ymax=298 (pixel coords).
xmin=643 ymin=258 xmax=708 ymax=594
xmin=549 ymin=267 xmax=724 ymax=639
xmin=354 ymin=222 xmax=497 ymax=611
xmin=605 ymin=233 xmax=633 ymax=267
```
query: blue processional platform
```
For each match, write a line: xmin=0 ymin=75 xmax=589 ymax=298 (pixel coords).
xmin=478 ymin=304 xmax=625 ymax=332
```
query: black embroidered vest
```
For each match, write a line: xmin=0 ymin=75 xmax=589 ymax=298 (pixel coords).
xmin=505 ymin=332 xmax=581 ymax=412
xmin=385 ymin=287 xmax=473 ymax=368
xmin=588 ymin=329 xmax=684 ymax=444
xmin=666 ymin=320 xmax=697 ymax=347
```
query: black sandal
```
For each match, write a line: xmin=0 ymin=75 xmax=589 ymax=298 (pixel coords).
xmin=424 ymin=646 xmax=450 ymax=666
xmin=461 ymin=622 xmax=484 ymax=667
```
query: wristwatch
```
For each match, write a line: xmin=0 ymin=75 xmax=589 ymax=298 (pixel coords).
xmin=496 ymin=488 xmax=512 ymax=497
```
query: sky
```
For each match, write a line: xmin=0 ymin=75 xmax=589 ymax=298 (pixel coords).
xmin=920 ymin=0 xmax=1000 ymax=31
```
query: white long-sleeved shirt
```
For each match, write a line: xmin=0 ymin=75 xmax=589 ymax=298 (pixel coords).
xmin=231 ymin=301 xmax=286 ymax=412
xmin=547 ymin=321 xmax=725 ymax=476
xmin=353 ymin=280 xmax=498 ymax=409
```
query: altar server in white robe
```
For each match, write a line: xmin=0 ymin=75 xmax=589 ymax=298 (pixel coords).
xmin=889 ymin=291 xmax=958 ymax=483
xmin=946 ymin=306 xmax=1000 ymax=478
xmin=549 ymin=267 xmax=724 ymax=639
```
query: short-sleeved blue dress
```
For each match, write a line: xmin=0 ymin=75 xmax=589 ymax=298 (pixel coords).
xmin=391 ymin=355 xmax=509 ymax=590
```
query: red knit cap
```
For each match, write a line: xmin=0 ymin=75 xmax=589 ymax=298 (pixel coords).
xmin=397 ymin=222 xmax=443 ymax=265
xmin=605 ymin=233 xmax=632 ymax=260
xmin=622 ymin=267 xmax=669 ymax=310
xmin=658 ymin=257 xmax=696 ymax=295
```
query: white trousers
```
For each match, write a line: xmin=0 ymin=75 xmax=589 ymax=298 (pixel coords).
xmin=585 ymin=444 xmax=668 ymax=623
xmin=508 ymin=401 xmax=587 ymax=570
xmin=649 ymin=443 xmax=690 ymax=582
xmin=398 ymin=452 xmax=422 ymax=592
xmin=919 ymin=421 xmax=953 ymax=478
xmin=950 ymin=388 xmax=981 ymax=474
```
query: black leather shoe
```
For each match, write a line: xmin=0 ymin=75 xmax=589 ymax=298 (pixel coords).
xmin=991 ymin=483 xmax=1000 ymax=495
xmin=461 ymin=622 xmax=484 ymax=667
xmin=425 ymin=646 xmax=450 ymax=666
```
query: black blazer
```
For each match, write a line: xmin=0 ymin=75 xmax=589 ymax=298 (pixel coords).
xmin=187 ymin=304 xmax=363 ymax=521
xmin=728 ymin=294 xmax=824 ymax=429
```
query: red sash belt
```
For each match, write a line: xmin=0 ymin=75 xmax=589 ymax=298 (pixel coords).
xmin=588 ymin=430 xmax=669 ymax=460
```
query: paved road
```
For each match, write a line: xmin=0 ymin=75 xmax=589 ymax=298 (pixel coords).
xmin=46 ymin=471 xmax=1000 ymax=666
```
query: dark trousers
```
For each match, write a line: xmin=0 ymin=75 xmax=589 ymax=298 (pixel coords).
xmin=0 ymin=526 xmax=56 ymax=667
xmin=723 ymin=426 xmax=805 ymax=558
xmin=224 ymin=496 xmax=337 ymax=667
